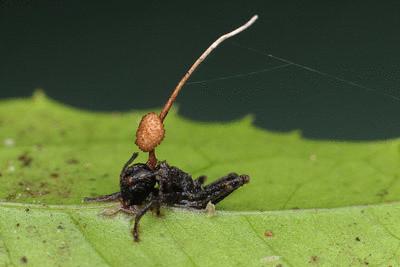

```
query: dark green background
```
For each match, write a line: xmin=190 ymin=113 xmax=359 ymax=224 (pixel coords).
xmin=1 ymin=1 xmax=399 ymax=140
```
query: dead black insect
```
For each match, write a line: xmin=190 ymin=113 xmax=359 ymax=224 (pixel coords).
xmin=84 ymin=15 xmax=258 ymax=241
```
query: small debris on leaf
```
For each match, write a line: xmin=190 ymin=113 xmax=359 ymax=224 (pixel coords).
xmin=205 ymin=201 xmax=216 ymax=217
xmin=3 ymin=138 xmax=15 ymax=147
xmin=18 ymin=153 xmax=33 ymax=167
xmin=264 ymin=230 xmax=273 ymax=238
xmin=260 ymin=255 xmax=281 ymax=264
xmin=66 ymin=158 xmax=79 ymax=164
xmin=50 ymin=172 xmax=59 ymax=179
xmin=7 ymin=164 xmax=15 ymax=173
xmin=20 ymin=256 xmax=28 ymax=264
xmin=309 ymin=255 xmax=319 ymax=263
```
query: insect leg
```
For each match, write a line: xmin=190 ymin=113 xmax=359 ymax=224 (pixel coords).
xmin=132 ymin=198 xmax=157 ymax=242
xmin=194 ymin=175 xmax=207 ymax=185
xmin=175 ymin=173 xmax=250 ymax=209
xmin=84 ymin=191 xmax=121 ymax=202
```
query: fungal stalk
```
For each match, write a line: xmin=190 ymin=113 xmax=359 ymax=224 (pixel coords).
xmin=135 ymin=15 xmax=259 ymax=169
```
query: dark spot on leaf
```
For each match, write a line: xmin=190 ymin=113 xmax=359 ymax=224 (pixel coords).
xmin=57 ymin=224 xmax=64 ymax=230
xmin=376 ymin=189 xmax=388 ymax=197
xmin=309 ymin=255 xmax=319 ymax=263
xmin=16 ymin=223 xmax=20 ymax=227
xmin=0 ymin=172 xmax=2 ymax=176
xmin=355 ymin=237 xmax=361 ymax=241
xmin=66 ymin=158 xmax=79 ymax=164
xmin=58 ymin=189 xmax=71 ymax=198
xmin=50 ymin=173 xmax=59 ymax=179
xmin=18 ymin=153 xmax=32 ymax=167
xmin=25 ymin=208 xmax=30 ymax=212
xmin=5 ymin=193 xmax=16 ymax=200
xmin=42 ymin=240 xmax=47 ymax=243
xmin=20 ymin=256 xmax=28 ymax=264
xmin=264 ymin=230 xmax=273 ymax=238
xmin=292 ymin=207 xmax=300 ymax=210
xmin=276 ymin=264 xmax=283 ymax=267
xmin=35 ymin=144 xmax=43 ymax=150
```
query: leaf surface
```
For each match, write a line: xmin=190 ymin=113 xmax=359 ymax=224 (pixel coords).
xmin=0 ymin=93 xmax=399 ymax=266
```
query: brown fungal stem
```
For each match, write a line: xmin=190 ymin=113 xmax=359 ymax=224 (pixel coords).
xmin=158 ymin=15 xmax=258 ymax=122
xmin=146 ymin=15 xmax=258 ymax=168
xmin=147 ymin=150 xmax=157 ymax=169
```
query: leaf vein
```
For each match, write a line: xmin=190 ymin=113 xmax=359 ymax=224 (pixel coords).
xmin=161 ymin=219 xmax=198 ymax=267
xmin=68 ymin=212 xmax=113 ymax=267
xmin=243 ymin=216 xmax=294 ymax=267
xmin=0 ymin=232 xmax=14 ymax=267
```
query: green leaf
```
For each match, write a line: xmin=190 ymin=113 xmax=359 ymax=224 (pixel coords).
xmin=0 ymin=92 xmax=399 ymax=266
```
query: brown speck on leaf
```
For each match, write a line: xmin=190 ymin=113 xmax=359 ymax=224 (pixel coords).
xmin=25 ymin=208 xmax=30 ymax=212
xmin=50 ymin=173 xmax=59 ymax=179
xmin=264 ymin=230 xmax=273 ymax=238
xmin=66 ymin=158 xmax=79 ymax=164
xmin=59 ymin=189 xmax=71 ymax=198
xmin=5 ymin=193 xmax=16 ymax=201
xmin=376 ymin=189 xmax=388 ymax=197
xmin=309 ymin=255 xmax=319 ymax=263
xmin=20 ymin=256 xmax=28 ymax=264
xmin=18 ymin=153 xmax=32 ymax=167
xmin=34 ymin=143 xmax=43 ymax=150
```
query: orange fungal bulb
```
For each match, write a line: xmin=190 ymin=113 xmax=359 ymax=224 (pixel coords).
xmin=135 ymin=112 xmax=165 ymax=152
